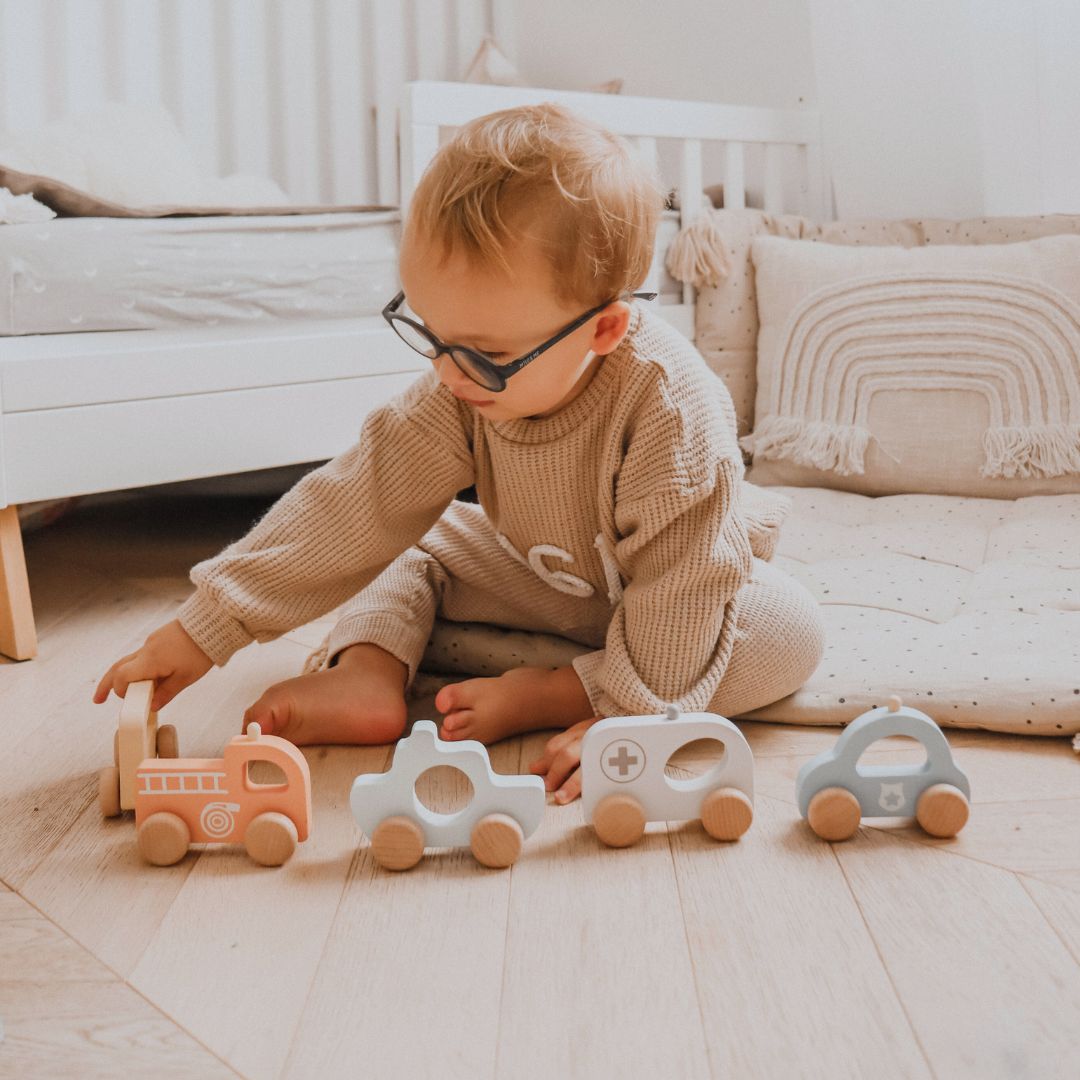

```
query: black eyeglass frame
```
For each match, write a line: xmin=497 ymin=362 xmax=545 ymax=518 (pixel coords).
xmin=381 ymin=289 xmax=657 ymax=393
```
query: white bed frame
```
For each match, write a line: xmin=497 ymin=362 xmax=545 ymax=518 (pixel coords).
xmin=0 ymin=78 xmax=823 ymax=660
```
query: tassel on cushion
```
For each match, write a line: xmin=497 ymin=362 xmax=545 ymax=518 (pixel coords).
xmin=665 ymin=211 xmax=732 ymax=288
xmin=740 ymin=416 xmax=874 ymax=476
xmin=982 ymin=424 xmax=1080 ymax=479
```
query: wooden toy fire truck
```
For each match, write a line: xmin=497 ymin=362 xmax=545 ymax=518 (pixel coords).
xmin=134 ymin=723 xmax=311 ymax=867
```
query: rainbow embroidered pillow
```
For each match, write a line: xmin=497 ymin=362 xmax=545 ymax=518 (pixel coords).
xmin=741 ymin=234 xmax=1080 ymax=498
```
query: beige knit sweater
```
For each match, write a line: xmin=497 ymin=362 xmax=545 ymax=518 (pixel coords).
xmin=177 ymin=306 xmax=791 ymax=717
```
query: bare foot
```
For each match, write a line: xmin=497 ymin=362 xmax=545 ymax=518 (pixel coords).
xmin=243 ymin=643 xmax=408 ymax=746
xmin=436 ymin=665 xmax=594 ymax=745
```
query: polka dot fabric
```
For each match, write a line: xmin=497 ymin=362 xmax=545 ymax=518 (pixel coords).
xmin=738 ymin=487 xmax=1080 ymax=735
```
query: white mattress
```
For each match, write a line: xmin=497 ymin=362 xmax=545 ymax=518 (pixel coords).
xmin=0 ymin=211 xmax=402 ymax=335
xmin=0 ymin=209 xmax=683 ymax=337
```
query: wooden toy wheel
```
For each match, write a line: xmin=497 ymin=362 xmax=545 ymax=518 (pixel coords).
xmin=916 ymin=783 xmax=969 ymax=838
xmin=155 ymin=723 xmax=179 ymax=759
xmin=700 ymin=787 xmax=753 ymax=841
xmin=807 ymin=787 xmax=861 ymax=842
xmin=138 ymin=812 xmax=190 ymax=866
xmin=98 ymin=766 xmax=121 ymax=818
xmin=371 ymin=815 xmax=425 ymax=871
xmin=593 ymin=793 xmax=646 ymax=848
xmin=470 ymin=813 xmax=523 ymax=869
xmin=245 ymin=812 xmax=298 ymax=867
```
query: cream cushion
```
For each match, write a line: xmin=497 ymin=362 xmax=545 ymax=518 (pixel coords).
xmin=693 ymin=209 xmax=1080 ymax=440
xmin=743 ymin=234 xmax=1080 ymax=498
xmin=725 ymin=487 xmax=1079 ymax=736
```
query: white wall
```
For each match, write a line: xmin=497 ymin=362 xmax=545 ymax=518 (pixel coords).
xmin=502 ymin=0 xmax=1080 ymax=220
xmin=809 ymin=0 xmax=1080 ymax=219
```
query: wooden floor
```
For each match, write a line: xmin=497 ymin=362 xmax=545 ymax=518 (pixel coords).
xmin=2 ymin=493 xmax=1079 ymax=1080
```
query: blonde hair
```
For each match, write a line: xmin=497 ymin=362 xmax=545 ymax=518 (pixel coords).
xmin=405 ymin=103 xmax=666 ymax=307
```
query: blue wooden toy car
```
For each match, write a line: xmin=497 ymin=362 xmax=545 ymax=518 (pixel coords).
xmin=796 ymin=696 xmax=971 ymax=841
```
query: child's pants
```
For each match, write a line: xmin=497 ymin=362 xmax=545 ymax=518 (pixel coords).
xmin=306 ymin=500 xmax=825 ymax=718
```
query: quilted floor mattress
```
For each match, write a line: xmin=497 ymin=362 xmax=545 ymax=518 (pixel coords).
xmin=742 ymin=487 xmax=1080 ymax=736
xmin=399 ymin=488 xmax=1080 ymax=737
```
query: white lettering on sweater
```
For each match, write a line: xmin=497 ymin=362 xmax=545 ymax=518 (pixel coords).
xmin=495 ymin=532 xmax=595 ymax=598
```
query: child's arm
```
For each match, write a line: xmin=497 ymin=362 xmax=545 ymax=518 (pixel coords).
xmin=571 ymin=357 xmax=754 ymax=721
xmin=96 ymin=373 xmax=474 ymax=704
xmin=574 ymin=458 xmax=750 ymax=713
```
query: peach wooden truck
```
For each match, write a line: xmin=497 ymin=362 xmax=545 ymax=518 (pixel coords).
xmin=134 ymin=723 xmax=311 ymax=867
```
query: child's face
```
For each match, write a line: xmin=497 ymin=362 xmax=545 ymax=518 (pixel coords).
xmin=397 ymin=229 xmax=630 ymax=421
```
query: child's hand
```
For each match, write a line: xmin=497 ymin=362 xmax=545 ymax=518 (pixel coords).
xmin=527 ymin=716 xmax=604 ymax=804
xmin=93 ymin=619 xmax=213 ymax=711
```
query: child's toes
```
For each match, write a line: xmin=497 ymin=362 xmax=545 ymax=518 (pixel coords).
xmin=243 ymin=696 xmax=282 ymax=736
xmin=440 ymin=711 xmax=476 ymax=740
xmin=435 ymin=678 xmax=483 ymax=715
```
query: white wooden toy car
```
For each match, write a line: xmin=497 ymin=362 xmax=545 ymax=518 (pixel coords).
xmin=796 ymin=696 xmax=971 ymax=841
xmin=581 ymin=705 xmax=755 ymax=848
xmin=99 ymin=680 xmax=179 ymax=817
xmin=350 ymin=720 xmax=545 ymax=870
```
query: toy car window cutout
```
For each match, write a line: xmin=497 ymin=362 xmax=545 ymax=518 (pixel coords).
xmin=413 ymin=765 xmax=475 ymax=816
xmin=245 ymin=759 xmax=288 ymax=789
xmin=854 ymin=734 xmax=929 ymax=775
xmin=663 ymin=737 xmax=728 ymax=793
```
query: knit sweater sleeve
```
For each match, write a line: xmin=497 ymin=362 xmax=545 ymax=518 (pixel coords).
xmin=571 ymin=374 xmax=753 ymax=718
xmin=176 ymin=372 xmax=474 ymax=665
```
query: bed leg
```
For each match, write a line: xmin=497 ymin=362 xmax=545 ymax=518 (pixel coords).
xmin=0 ymin=505 xmax=38 ymax=660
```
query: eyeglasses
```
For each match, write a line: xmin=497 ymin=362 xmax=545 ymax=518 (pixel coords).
xmin=381 ymin=289 xmax=657 ymax=393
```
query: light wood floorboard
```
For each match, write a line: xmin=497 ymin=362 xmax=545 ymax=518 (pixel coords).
xmin=1 ymin=493 xmax=1077 ymax=1078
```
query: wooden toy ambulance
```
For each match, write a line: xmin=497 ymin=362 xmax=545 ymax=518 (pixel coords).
xmin=796 ymin=696 xmax=971 ymax=841
xmin=581 ymin=705 xmax=755 ymax=848
xmin=351 ymin=720 xmax=545 ymax=870
xmin=99 ymin=679 xmax=179 ymax=817
xmin=134 ymin=723 xmax=311 ymax=867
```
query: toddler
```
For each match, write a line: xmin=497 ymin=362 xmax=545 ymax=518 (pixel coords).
xmin=94 ymin=103 xmax=825 ymax=802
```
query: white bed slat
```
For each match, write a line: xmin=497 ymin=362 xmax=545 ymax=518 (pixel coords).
xmin=325 ymin=0 xmax=367 ymax=203
xmin=490 ymin=0 xmax=517 ymax=64
xmin=406 ymin=82 xmax=822 ymax=145
xmin=277 ymin=0 xmax=322 ymax=203
xmin=724 ymin=141 xmax=746 ymax=210
xmin=414 ymin=0 xmax=443 ymax=80
xmin=226 ymin=0 xmax=272 ymax=183
xmin=62 ymin=0 xmax=110 ymax=115
xmin=454 ymin=0 xmax=486 ymax=77
xmin=764 ymin=142 xmax=784 ymax=212
xmin=0 ymin=2 xmax=50 ymax=131
xmin=174 ymin=0 xmax=219 ymax=177
xmin=679 ymin=138 xmax=704 ymax=308
xmin=803 ymin=138 xmax=827 ymax=219
xmin=119 ymin=0 xmax=163 ymax=116
xmin=373 ymin=0 xmax=406 ymax=205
